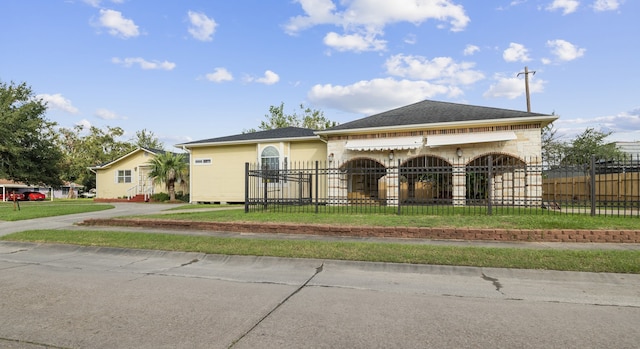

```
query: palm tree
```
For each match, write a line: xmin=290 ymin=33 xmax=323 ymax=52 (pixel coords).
xmin=147 ymin=152 xmax=188 ymax=201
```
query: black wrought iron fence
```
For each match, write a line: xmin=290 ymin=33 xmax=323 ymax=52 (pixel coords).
xmin=245 ymin=155 xmax=640 ymax=217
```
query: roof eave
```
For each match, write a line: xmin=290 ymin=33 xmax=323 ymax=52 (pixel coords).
xmin=176 ymin=135 xmax=323 ymax=148
xmin=315 ymin=115 xmax=559 ymax=136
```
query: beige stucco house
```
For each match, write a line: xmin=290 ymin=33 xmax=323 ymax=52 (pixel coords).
xmin=177 ymin=127 xmax=327 ymax=203
xmin=90 ymin=147 xmax=186 ymax=201
xmin=178 ymin=100 xmax=557 ymax=206
xmin=315 ymin=100 xmax=557 ymax=207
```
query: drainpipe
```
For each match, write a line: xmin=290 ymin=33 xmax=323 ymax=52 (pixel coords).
xmin=182 ymin=145 xmax=193 ymax=204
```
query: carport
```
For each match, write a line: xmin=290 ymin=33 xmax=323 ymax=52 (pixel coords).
xmin=0 ymin=179 xmax=52 ymax=202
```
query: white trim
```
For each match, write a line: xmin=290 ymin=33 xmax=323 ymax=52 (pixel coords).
xmin=314 ymin=115 xmax=558 ymax=136
xmin=176 ymin=136 xmax=321 ymax=149
xmin=345 ymin=136 xmax=424 ymax=151
xmin=426 ymin=131 xmax=517 ymax=147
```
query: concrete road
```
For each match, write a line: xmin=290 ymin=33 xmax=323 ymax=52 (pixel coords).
xmin=1 ymin=242 xmax=639 ymax=349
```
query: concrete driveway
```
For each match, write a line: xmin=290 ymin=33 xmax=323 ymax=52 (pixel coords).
xmin=0 ymin=202 xmax=182 ymax=237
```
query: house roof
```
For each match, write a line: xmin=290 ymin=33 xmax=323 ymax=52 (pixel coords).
xmin=317 ymin=99 xmax=557 ymax=135
xmin=90 ymin=147 xmax=176 ymax=170
xmin=177 ymin=127 xmax=320 ymax=148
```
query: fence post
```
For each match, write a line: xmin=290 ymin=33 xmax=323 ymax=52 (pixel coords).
xmin=263 ymin=166 xmax=268 ymax=210
xmin=244 ymin=162 xmax=249 ymax=213
xmin=397 ymin=158 xmax=402 ymax=215
xmin=315 ymin=161 xmax=319 ymax=214
xmin=487 ymin=154 xmax=493 ymax=216
xmin=591 ymin=155 xmax=596 ymax=216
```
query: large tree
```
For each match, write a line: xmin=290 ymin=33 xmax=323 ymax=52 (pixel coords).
xmin=244 ymin=103 xmax=337 ymax=133
xmin=57 ymin=125 xmax=135 ymax=189
xmin=132 ymin=128 xmax=164 ymax=150
xmin=0 ymin=81 xmax=63 ymax=186
xmin=147 ymin=152 xmax=188 ymax=201
xmin=562 ymin=128 xmax=624 ymax=165
xmin=541 ymin=123 xmax=567 ymax=169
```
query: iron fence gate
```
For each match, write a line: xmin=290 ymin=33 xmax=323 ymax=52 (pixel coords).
xmin=245 ymin=155 xmax=640 ymax=217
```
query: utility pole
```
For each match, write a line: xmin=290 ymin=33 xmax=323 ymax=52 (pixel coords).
xmin=517 ymin=66 xmax=536 ymax=112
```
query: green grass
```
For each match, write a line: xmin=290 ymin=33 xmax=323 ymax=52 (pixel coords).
xmin=0 ymin=201 xmax=114 ymax=221
xmin=134 ymin=208 xmax=640 ymax=230
xmin=2 ymin=230 xmax=638 ymax=273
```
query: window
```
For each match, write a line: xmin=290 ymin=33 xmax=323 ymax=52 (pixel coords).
xmin=117 ymin=170 xmax=132 ymax=183
xmin=261 ymin=146 xmax=279 ymax=182
xmin=194 ymin=158 xmax=212 ymax=165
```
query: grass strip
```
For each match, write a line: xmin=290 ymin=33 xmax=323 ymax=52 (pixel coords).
xmin=0 ymin=203 xmax=114 ymax=221
xmin=3 ymin=230 xmax=639 ymax=273
xmin=136 ymin=209 xmax=640 ymax=231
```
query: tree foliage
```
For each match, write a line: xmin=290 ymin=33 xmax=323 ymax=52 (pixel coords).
xmin=132 ymin=128 xmax=164 ymax=150
xmin=147 ymin=152 xmax=188 ymax=201
xmin=0 ymin=81 xmax=63 ymax=186
xmin=57 ymin=125 xmax=135 ymax=189
xmin=244 ymin=102 xmax=337 ymax=133
xmin=562 ymin=128 xmax=624 ymax=165
xmin=541 ymin=123 xmax=567 ymax=169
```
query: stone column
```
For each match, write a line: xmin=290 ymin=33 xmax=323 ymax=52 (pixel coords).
xmin=383 ymin=166 xmax=399 ymax=207
xmin=328 ymin=167 xmax=348 ymax=205
xmin=452 ymin=165 xmax=466 ymax=206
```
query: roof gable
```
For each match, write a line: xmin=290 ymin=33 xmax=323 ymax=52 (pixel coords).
xmin=178 ymin=127 xmax=319 ymax=147
xmin=322 ymin=100 xmax=554 ymax=132
xmin=91 ymin=147 xmax=168 ymax=169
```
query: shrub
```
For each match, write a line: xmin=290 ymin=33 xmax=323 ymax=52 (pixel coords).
xmin=150 ymin=193 xmax=170 ymax=202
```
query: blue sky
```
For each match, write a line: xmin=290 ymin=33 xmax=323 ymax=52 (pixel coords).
xmin=1 ymin=0 xmax=638 ymax=148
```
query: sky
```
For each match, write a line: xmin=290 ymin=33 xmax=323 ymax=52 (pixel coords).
xmin=1 ymin=0 xmax=638 ymax=149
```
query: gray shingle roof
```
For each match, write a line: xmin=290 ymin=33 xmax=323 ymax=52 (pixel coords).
xmin=323 ymin=99 xmax=553 ymax=132
xmin=179 ymin=127 xmax=318 ymax=146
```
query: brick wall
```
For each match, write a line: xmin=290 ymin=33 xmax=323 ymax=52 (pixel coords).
xmin=80 ymin=218 xmax=640 ymax=243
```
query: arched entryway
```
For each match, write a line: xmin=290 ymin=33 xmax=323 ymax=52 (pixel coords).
xmin=339 ymin=158 xmax=387 ymax=205
xmin=400 ymin=156 xmax=453 ymax=205
xmin=465 ymin=154 xmax=528 ymax=206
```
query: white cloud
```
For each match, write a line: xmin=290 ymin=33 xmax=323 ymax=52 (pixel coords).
xmin=385 ymin=54 xmax=484 ymax=85
xmin=546 ymin=39 xmax=586 ymax=62
xmin=83 ymin=0 xmax=124 ymax=7
xmin=546 ymin=0 xmax=580 ymax=14
xmin=503 ymin=42 xmax=531 ymax=62
xmin=97 ymin=9 xmax=139 ymax=38
xmin=285 ymin=0 xmax=469 ymax=52
xmin=75 ymin=119 xmax=92 ymax=131
xmin=554 ymin=108 xmax=640 ymax=141
xmin=592 ymin=0 xmax=620 ymax=12
xmin=205 ymin=68 xmax=233 ymax=82
xmin=463 ymin=44 xmax=480 ymax=56
xmin=308 ymin=77 xmax=462 ymax=115
xmin=246 ymin=70 xmax=280 ymax=85
xmin=483 ymin=74 xmax=545 ymax=99
xmin=187 ymin=11 xmax=217 ymax=41
xmin=36 ymin=93 xmax=79 ymax=114
xmin=323 ymin=31 xmax=387 ymax=52
xmin=112 ymin=57 xmax=176 ymax=70
xmin=404 ymin=34 xmax=417 ymax=45
xmin=95 ymin=108 xmax=126 ymax=120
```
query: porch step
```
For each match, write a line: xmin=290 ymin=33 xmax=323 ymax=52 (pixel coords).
xmin=129 ymin=194 xmax=147 ymax=202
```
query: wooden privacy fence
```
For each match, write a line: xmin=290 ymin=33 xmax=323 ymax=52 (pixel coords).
xmin=543 ymin=172 xmax=640 ymax=204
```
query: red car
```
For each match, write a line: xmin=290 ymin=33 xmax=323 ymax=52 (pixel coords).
xmin=22 ymin=191 xmax=46 ymax=201
xmin=0 ymin=192 xmax=25 ymax=201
